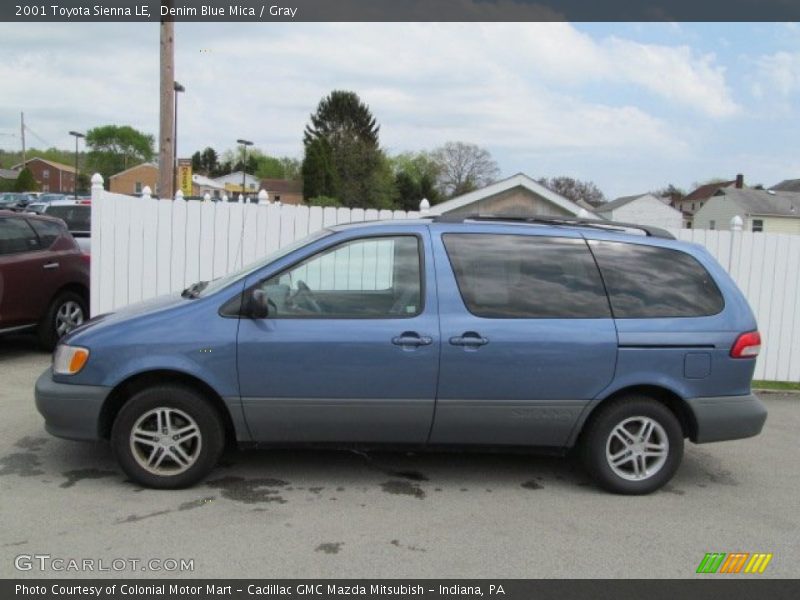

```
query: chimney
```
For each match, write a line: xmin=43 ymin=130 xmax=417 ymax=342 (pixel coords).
xmin=735 ymin=173 xmax=744 ymax=189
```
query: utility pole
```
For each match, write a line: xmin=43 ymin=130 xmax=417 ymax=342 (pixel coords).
xmin=69 ymin=131 xmax=85 ymax=198
xmin=20 ymin=112 xmax=26 ymax=167
xmin=158 ymin=13 xmax=175 ymax=199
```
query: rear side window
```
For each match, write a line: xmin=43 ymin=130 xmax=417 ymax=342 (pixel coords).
xmin=0 ymin=218 xmax=40 ymax=255
xmin=589 ymin=240 xmax=724 ymax=318
xmin=442 ymin=234 xmax=611 ymax=318
xmin=28 ymin=219 xmax=64 ymax=248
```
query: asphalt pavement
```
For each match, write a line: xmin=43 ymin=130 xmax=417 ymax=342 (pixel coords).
xmin=1 ymin=336 xmax=797 ymax=579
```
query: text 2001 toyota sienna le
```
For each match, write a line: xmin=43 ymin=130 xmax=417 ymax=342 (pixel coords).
xmin=35 ymin=216 xmax=767 ymax=494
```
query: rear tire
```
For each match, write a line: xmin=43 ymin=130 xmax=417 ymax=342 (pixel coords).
xmin=111 ymin=385 xmax=225 ymax=489
xmin=581 ymin=396 xmax=683 ymax=495
xmin=38 ymin=290 xmax=87 ymax=351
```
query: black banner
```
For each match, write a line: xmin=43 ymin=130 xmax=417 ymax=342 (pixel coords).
xmin=2 ymin=0 xmax=800 ymax=23
xmin=5 ymin=580 xmax=800 ymax=600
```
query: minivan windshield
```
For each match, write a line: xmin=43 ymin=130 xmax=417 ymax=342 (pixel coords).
xmin=194 ymin=228 xmax=332 ymax=298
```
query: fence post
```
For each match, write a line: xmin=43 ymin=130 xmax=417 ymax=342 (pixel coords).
xmin=175 ymin=189 xmax=184 ymax=202
xmin=419 ymin=198 xmax=430 ymax=214
xmin=729 ymin=214 xmax=743 ymax=272
xmin=258 ymin=189 xmax=269 ymax=205
xmin=91 ymin=173 xmax=103 ymax=202
xmin=238 ymin=194 xmax=244 ymax=204
xmin=222 ymin=193 xmax=228 ymax=203
xmin=203 ymin=192 xmax=211 ymax=202
xmin=142 ymin=186 xmax=152 ymax=201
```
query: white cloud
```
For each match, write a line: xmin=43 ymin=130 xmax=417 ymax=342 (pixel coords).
xmin=0 ymin=22 xmax=733 ymax=165
xmin=752 ymin=51 xmax=800 ymax=99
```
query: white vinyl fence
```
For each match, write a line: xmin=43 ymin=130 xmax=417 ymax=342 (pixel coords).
xmin=89 ymin=176 xmax=800 ymax=382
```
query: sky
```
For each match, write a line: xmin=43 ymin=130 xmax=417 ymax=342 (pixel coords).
xmin=1 ymin=21 xmax=799 ymax=198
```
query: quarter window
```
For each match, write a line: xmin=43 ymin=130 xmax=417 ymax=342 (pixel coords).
xmin=28 ymin=219 xmax=64 ymax=248
xmin=256 ymin=236 xmax=422 ymax=318
xmin=0 ymin=218 xmax=41 ymax=255
xmin=589 ymin=241 xmax=724 ymax=318
xmin=442 ymin=234 xmax=610 ymax=319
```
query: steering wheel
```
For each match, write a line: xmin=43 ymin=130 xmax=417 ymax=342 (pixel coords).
xmin=292 ymin=280 xmax=322 ymax=314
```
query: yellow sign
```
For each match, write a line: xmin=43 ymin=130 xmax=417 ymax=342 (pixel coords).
xmin=178 ymin=160 xmax=192 ymax=197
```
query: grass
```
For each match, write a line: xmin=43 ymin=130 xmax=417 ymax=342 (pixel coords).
xmin=752 ymin=380 xmax=800 ymax=392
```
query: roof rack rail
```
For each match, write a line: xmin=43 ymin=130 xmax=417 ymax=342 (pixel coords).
xmin=430 ymin=213 xmax=675 ymax=239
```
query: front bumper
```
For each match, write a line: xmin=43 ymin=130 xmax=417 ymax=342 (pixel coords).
xmin=686 ymin=393 xmax=767 ymax=443
xmin=34 ymin=368 xmax=111 ymax=441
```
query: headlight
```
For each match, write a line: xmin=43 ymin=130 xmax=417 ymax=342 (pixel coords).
xmin=53 ymin=344 xmax=90 ymax=375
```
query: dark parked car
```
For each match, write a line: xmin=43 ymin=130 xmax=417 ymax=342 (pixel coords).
xmin=41 ymin=204 xmax=91 ymax=254
xmin=0 ymin=192 xmax=35 ymax=210
xmin=35 ymin=216 xmax=766 ymax=493
xmin=0 ymin=210 xmax=90 ymax=349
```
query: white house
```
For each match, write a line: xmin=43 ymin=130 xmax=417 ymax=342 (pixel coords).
xmin=212 ymin=171 xmax=261 ymax=194
xmin=192 ymin=173 xmax=225 ymax=198
xmin=595 ymin=193 xmax=683 ymax=230
xmin=427 ymin=173 xmax=596 ymax=218
xmin=693 ymin=188 xmax=800 ymax=233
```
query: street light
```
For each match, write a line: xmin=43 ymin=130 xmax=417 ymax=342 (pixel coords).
xmin=173 ymin=81 xmax=185 ymax=197
xmin=68 ymin=131 xmax=85 ymax=199
xmin=237 ymin=138 xmax=253 ymax=199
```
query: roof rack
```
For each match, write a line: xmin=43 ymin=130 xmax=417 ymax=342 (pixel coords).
xmin=430 ymin=213 xmax=675 ymax=240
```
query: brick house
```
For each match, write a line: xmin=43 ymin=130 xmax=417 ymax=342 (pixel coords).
xmin=10 ymin=157 xmax=76 ymax=193
xmin=673 ymin=174 xmax=744 ymax=228
xmin=260 ymin=179 xmax=304 ymax=205
xmin=109 ymin=163 xmax=159 ymax=196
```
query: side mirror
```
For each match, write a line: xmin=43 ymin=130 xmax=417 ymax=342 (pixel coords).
xmin=247 ymin=289 xmax=270 ymax=319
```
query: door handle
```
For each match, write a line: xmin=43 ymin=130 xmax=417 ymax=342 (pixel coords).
xmin=43 ymin=262 xmax=60 ymax=270
xmin=392 ymin=332 xmax=433 ymax=347
xmin=450 ymin=332 xmax=489 ymax=347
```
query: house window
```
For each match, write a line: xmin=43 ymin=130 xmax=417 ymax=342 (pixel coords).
xmin=691 ymin=202 xmax=696 ymax=211
xmin=752 ymin=219 xmax=763 ymax=233
xmin=275 ymin=195 xmax=281 ymax=202
xmin=135 ymin=182 xmax=143 ymax=194
xmin=43 ymin=169 xmax=50 ymax=180
xmin=709 ymin=220 xmax=715 ymax=230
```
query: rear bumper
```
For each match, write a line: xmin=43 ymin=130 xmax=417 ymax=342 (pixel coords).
xmin=686 ymin=393 xmax=767 ymax=443
xmin=34 ymin=368 xmax=111 ymax=441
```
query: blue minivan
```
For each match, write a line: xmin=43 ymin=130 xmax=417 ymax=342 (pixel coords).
xmin=35 ymin=216 xmax=767 ymax=494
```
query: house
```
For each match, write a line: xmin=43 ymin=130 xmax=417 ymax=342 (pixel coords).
xmin=109 ymin=163 xmax=159 ymax=196
xmin=426 ymin=173 xmax=595 ymax=218
xmin=0 ymin=168 xmax=19 ymax=185
xmin=770 ymin=179 xmax=800 ymax=193
xmin=192 ymin=173 xmax=225 ymax=198
xmin=212 ymin=171 xmax=261 ymax=195
xmin=595 ymin=193 xmax=683 ymax=230
xmin=672 ymin=174 xmax=744 ymax=228
xmin=10 ymin=157 xmax=76 ymax=193
xmin=693 ymin=187 xmax=800 ymax=233
xmin=260 ymin=179 xmax=303 ymax=205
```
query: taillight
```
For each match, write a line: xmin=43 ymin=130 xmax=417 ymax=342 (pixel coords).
xmin=731 ymin=331 xmax=761 ymax=358
xmin=80 ymin=253 xmax=90 ymax=265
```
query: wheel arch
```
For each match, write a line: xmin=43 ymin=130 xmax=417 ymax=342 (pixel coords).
xmin=571 ymin=384 xmax=697 ymax=447
xmin=98 ymin=369 xmax=237 ymax=444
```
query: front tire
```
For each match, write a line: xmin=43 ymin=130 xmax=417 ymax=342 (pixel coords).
xmin=38 ymin=290 xmax=87 ymax=350
xmin=581 ymin=396 xmax=684 ymax=495
xmin=111 ymin=385 xmax=225 ymax=489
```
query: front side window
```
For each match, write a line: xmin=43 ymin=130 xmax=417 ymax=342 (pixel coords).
xmin=255 ymin=235 xmax=422 ymax=318
xmin=589 ymin=241 xmax=724 ymax=318
xmin=0 ymin=218 xmax=41 ymax=255
xmin=442 ymin=234 xmax=610 ymax=319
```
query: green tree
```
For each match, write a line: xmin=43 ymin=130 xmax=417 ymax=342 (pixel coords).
xmin=302 ymin=90 xmax=392 ymax=208
xmin=84 ymin=125 xmax=155 ymax=182
xmin=302 ymin=138 xmax=338 ymax=200
xmin=14 ymin=167 xmax=38 ymax=192
xmin=307 ymin=195 xmax=342 ymax=207
xmin=390 ymin=151 xmax=442 ymax=210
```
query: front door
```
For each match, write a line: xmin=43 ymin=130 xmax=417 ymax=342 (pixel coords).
xmin=237 ymin=230 xmax=439 ymax=444
xmin=429 ymin=230 xmax=618 ymax=447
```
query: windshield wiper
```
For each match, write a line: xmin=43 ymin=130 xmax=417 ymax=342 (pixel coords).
xmin=181 ymin=281 xmax=209 ymax=299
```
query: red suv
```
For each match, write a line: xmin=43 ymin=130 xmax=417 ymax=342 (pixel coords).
xmin=0 ymin=210 xmax=90 ymax=349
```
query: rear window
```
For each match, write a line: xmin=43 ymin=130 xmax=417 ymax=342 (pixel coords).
xmin=589 ymin=240 xmax=724 ymax=318
xmin=442 ymin=234 xmax=611 ymax=318
xmin=45 ymin=205 xmax=91 ymax=233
